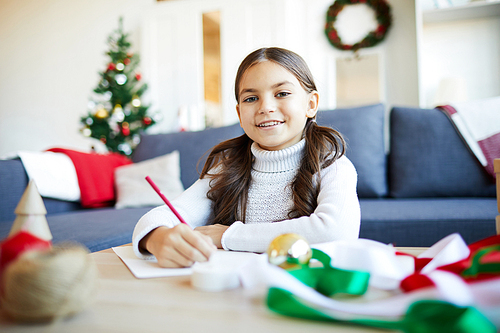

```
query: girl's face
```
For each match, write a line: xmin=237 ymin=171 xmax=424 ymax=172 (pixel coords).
xmin=236 ymin=60 xmax=318 ymax=151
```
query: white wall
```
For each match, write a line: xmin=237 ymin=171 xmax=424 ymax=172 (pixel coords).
xmin=0 ymin=0 xmax=155 ymax=157
xmin=420 ymin=17 xmax=500 ymax=107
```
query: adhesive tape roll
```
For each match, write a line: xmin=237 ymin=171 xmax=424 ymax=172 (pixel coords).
xmin=191 ymin=264 xmax=240 ymax=292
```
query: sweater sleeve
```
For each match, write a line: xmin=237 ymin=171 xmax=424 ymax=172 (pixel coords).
xmin=221 ymin=156 xmax=360 ymax=253
xmin=132 ymin=177 xmax=213 ymax=259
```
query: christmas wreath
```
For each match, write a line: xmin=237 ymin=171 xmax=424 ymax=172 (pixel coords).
xmin=325 ymin=0 xmax=392 ymax=52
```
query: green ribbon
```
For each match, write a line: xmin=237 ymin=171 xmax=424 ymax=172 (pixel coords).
xmin=286 ymin=249 xmax=369 ymax=297
xmin=462 ymin=245 xmax=500 ymax=278
xmin=267 ymin=249 xmax=496 ymax=333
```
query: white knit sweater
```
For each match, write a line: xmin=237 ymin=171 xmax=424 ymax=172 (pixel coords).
xmin=132 ymin=139 xmax=360 ymax=259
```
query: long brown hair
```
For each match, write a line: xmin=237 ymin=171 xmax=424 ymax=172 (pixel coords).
xmin=201 ymin=47 xmax=345 ymax=225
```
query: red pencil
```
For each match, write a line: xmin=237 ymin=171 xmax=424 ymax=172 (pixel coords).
xmin=145 ymin=176 xmax=189 ymax=226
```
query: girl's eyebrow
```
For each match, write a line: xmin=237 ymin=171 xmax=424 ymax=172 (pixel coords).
xmin=240 ymin=88 xmax=257 ymax=95
xmin=240 ymin=81 xmax=294 ymax=96
xmin=271 ymin=81 xmax=294 ymax=89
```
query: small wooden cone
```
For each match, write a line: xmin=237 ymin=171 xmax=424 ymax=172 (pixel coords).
xmin=9 ymin=180 xmax=52 ymax=241
xmin=14 ymin=180 xmax=47 ymax=215
xmin=9 ymin=215 xmax=52 ymax=241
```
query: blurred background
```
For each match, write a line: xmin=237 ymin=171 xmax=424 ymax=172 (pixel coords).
xmin=0 ymin=0 xmax=499 ymax=156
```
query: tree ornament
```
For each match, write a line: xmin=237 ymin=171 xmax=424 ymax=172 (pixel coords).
xmin=267 ymin=233 xmax=312 ymax=269
xmin=112 ymin=104 xmax=125 ymax=123
xmin=82 ymin=128 xmax=91 ymax=137
xmin=117 ymin=143 xmax=132 ymax=156
xmin=95 ymin=107 xmax=109 ymax=119
xmin=9 ymin=180 xmax=52 ymax=242
xmin=115 ymin=74 xmax=127 ymax=85
xmin=0 ymin=180 xmax=53 ymax=275
xmin=325 ymin=0 xmax=392 ymax=53
xmin=116 ymin=62 xmax=125 ymax=71
xmin=107 ymin=63 xmax=116 ymax=71
xmin=121 ymin=122 xmax=130 ymax=136
xmin=132 ymin=134 xmax=141 ymax=145
xmin=131 ymin=95 xmax=141 ymax=107
xmin=113 ymin=104 xmax=123 ymax=113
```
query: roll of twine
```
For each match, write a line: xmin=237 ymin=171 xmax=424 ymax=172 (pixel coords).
xmin=0 ymin=243 xmax=98 ymax=322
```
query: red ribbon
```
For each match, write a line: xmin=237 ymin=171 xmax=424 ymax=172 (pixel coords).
xmin=400 ymin=234 xmax=500 ymax=293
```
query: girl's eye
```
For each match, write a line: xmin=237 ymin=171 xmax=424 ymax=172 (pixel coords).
xmin=276 ymin=92 xmax=290 ymax=98
xmin=243 ymin=96 xmax=257 ymax=103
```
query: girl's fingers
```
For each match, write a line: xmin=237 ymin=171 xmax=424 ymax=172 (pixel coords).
xmin=153 ymin=224 xmax=216 ymax=267
xmin=176 ymin=227 xmax=216 ymax=262
xmin=154 ymin=236 xmax=197 ymax=268
xmin=194 ymin=224 xmax=228 ymax=249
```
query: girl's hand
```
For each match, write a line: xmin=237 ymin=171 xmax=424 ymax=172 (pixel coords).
xmin=141 ymin=225 xmax=217 ymax=268
xmin=194 ymin=224 xmax=229 ymax=249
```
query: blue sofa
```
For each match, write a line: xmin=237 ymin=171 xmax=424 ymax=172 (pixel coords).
xmin=0 ymin=104 xmax=497 ymax=252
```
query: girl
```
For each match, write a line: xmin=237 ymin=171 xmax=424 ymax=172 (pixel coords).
xmin=132 ymin=47 xmax=360 ymax=268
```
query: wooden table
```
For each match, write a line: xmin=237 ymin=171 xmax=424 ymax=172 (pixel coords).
xmin=0 ymin=246 xmax=425 ymax=333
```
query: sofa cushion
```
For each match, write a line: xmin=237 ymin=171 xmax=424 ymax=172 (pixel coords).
xmin=359 ymin=198 xmax=497 ymax=247
xmin=317 ymin=104 xmax=387 ymax=198
xmin=389 ymin=107 xmax=496 ymax=198
xmin=18 ymin=151 xmax=80 ymax=202
xmin=132 ymin=123 xmax=244 ymax=189
xmin=115 ymin=151 xmax=184 ymax=209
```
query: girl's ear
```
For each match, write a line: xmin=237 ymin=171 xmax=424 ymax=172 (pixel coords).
xmin=236 ymin=104 xmax=243 ymax=126
xmin=306 ymin=91 xmax=319 ymax=118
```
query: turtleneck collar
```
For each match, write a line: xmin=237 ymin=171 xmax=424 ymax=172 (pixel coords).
xmin=251 ymin=139 xmax=305 ymax=173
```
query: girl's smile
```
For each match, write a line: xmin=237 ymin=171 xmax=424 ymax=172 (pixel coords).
xmin=236 ymin=60 xmax=318 ymax=151
xmin=257 ymin=120 xmax=284 ymax=128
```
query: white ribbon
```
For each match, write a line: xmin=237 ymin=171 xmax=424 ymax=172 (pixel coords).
xmin=238 ymin=233 xmax=500 ymax=322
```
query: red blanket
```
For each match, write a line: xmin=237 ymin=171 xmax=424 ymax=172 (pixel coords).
xmin=47 ymin=148 xmax=132 ymax=208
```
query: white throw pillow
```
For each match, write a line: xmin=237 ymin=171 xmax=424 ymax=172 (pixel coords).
xmin=18 ymin=151 xmax=81 ymax=202
xmin=114 ymin=151 xmax=184 ymax=209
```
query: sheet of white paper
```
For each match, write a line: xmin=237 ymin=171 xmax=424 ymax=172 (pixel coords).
xmin=112 ymin=246 xmax=191 ymax=278
xmin=113 ymin=245 xmax=260 ymax=279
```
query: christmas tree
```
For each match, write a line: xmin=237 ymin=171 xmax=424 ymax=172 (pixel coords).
xmin=80 ymin=17 xmax=157 ymax=155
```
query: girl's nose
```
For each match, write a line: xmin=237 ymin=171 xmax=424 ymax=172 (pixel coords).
xmin=259 ymin=97 xmax=276 ymax=114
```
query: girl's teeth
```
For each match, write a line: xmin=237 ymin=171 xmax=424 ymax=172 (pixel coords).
xmin=259 ymin=121 xmax=281 ymax=127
